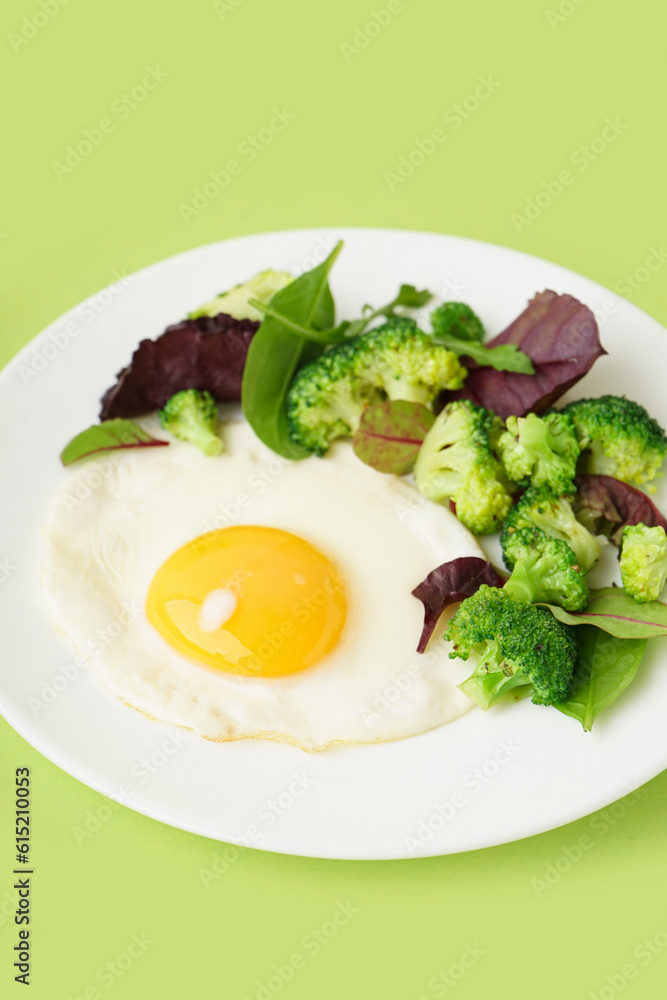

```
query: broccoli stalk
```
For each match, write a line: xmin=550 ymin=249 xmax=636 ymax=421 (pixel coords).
xmin=502 ymin=526 xmax=589 ymax=611
xmin=564 ymin=395 xmax=667 ymax=487
xmin=445 ymin=586 xmax=578 ymax=709
xmin=497 ymin=411 xmax=580 ymax=493
xmin=286 ymin=318 xmax=467 ymax=456
xmin=619 ymin=523 xmax=667 ymax=603
xmin=159 ymin=389 xmax=223 ymax=456
xmin=500 ymin=484 xmax=602 ymax=572
xmin=413 ymin=399 xmax=513 ymax=535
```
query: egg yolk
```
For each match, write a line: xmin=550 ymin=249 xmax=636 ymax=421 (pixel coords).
xmin=146 ymin=526 xmax=347 ymax=678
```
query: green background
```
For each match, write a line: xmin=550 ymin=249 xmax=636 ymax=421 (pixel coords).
xmin=2 ymin=0 xmax=666 ymax=997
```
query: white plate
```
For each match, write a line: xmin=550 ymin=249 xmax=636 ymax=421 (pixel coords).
xmin=1 ymin=228 xmax=666 ymax=860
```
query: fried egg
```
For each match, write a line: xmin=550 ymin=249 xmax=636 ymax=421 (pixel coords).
xmin=41 ymin=418 xmax=484 ymax=750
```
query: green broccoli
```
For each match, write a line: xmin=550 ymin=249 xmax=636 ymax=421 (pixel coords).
xmin=286 ymin=318 xmax=467 ymax=456
xmin=501 ymin=485 xmax=602 ymax=572
xmin=159 ymin=389 xmax=223 ymax=456
xmin=563 ymin=395 xmax=667 ymax=487
xmin=502 ymin=526 xmax=589 ymax=611
xmin=445 ymin=585 xmax=578 ymax=708
xmin=430 ymin=302 xmax=485 ymax=342
xmin=619 ymin=523 xmax=667 ymax=603
xmin=413 ymin=399 xmax=514 ymax=535
xmin=497 ymin=411 xmax=580 ymax=493
xmin=190 ymin=269 xmax=294 ymax=322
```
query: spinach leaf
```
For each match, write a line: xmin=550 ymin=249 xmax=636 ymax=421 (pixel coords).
xmin=241 ymin=242 xmax=342 ymax=459
xmin=556 ymin=625 xmax=647 ymax=731
xmin=540 ymin=587 xmax=667 ymax=638
xmin=61 ymin=420 xmax=169 ymax=466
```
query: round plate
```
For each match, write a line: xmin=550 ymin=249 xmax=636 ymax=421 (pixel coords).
xmin=2 ymin=228 xmax=666 ymax=860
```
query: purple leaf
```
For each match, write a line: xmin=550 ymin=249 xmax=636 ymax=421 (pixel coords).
xmin=353 ymin=400 xmax=435 ymax=474
xmin=447 ymin=290 xmax=607 ymax=419
xmin=573 ymin=474 xmax=667 ymax=547
xmin=100 ymin=312 xmax=259 ymax=420
xmin=412 ymin=557 xmax=506 ymax=653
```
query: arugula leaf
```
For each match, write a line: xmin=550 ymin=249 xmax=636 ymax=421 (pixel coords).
xmin=352 ymin=400 xmax=435 ymax=474
xmin=241 ymin=242 xmax=342 ymax=459
xmin=61 ymin=419 xmax=169 ymax=466
xmin=556 ymin=625 xmax=647 ymax=731
xmin=540 ymin=587 xmax=667 ymax=638
xmin=432 ymin=334 xmax=535 ymax=374
xmin=330 ymin=284 xmax=433 ymax=340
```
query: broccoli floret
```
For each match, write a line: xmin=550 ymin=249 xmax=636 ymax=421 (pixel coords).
xmin=501 ymin=485 xmax=602 ymax=572
xmin=430 ymin=302 xmax=485 ymax=342
xmin=497 ymin=411 xmax=580 ymax=493
xmin=413 ymin=400 xmax=513 ymax=535
xmin=190 ymin=269 xmax=294 ymax=322
xmin=286 ymin=318 xmax=467 ymax=456
xmin=445 ymin=586 xmax=577 ymax=708
xmin=563 ymin=395 xmax=667 ymax=487
xmin=502 ymin=526 xmax=589 ymax=611
xmin=619 ymin=523 xmax=667 ymax=603
xmin=159 ymin=389 xmax=223 ymax=456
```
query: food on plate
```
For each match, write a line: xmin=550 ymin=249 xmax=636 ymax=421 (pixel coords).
xmin=497 ymin=411 xmax=580 ymax=493
xmin=572 ymin=474 xmax=667 ymax=545
xmin=189 ymin=269 xmax=293 ymax=322
xmin=286 ymin=318 xmax=467 ymax=456
xmin=449 ymin=289 xmax=607 ymax=420
xmin=501 ymin=527 xmax=589 ymax=611
xmin=564 ymin=395 xmax=667 ymax=487
xmin=500 ymin=485 xmax=602 ymax=573
xmin=413 ymin=399 xmax=513 ymax=535
xmin=100 ymin=311 xmax=259 ymax=420
xmin=42 ymin=421 xmax=483 ymax=748
xmin=445 ymin=586 xmax=578 ymax=709
xmin=60 ymin=418 xmax=169 ymax=466
xmin=51 ymin=239 xmax=667 ymax=741
xmin=158 ymin=389 xmax=223 ymax=456
xmin=619 ymin=524 xmax=667 ymax=604
xmin=430 ymin=301 xmax=535 ymax=374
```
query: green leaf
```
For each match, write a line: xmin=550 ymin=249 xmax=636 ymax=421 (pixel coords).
xmin=540 ymin=587 xmax=667 ymax=638
xmin=60 ymin=419 xmax=169 ymax=466
xmin=556 ymin=625 xmax=647 ymax=731
xmin=341 ymin=284 xmax=433 ymax=339
xmin=432 ymin=334 xmax=535 ymax=374
xmin=392 ymin=284 xmax=433 ymax=309
xmin=352 ymin=400 xmax=435 ymax=474
xmin=241 ymin=241 xmax=342 ymax=459
xmin=247 ymin=299 xmax=348 ymax=345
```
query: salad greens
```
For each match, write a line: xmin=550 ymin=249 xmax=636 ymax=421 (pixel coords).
xmin=61 ymin=419 xmax=168 ymax=466
xmin=352 ymin=400 xmax=434 ymax=474
xmin=556 ymin=626 xmax=647 ymax=731
xmin=241 ymin=242 xmax=342 ymax=459
xmin=541 ymin=587 xmax=667 ymax=638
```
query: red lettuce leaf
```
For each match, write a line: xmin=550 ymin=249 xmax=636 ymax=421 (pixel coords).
xmin=100 ymin=312 xmax=259 ymax=419
xmin=352 ymin=400 xmax=435 ymax=474
xmin=412 ymin=557 xmax=506 ymax=653
xmin=573 ymin=474 xmax=667 ymax=546
xmin=447 ymin=290 xmax=607 ymax=419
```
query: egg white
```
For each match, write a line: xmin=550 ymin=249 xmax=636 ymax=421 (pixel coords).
xmin=41 ymin=417 xmax=484 ymax=750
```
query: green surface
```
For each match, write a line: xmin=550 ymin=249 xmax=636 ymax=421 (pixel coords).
xmin=1 ymin=0 xmax=667 ymax=996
